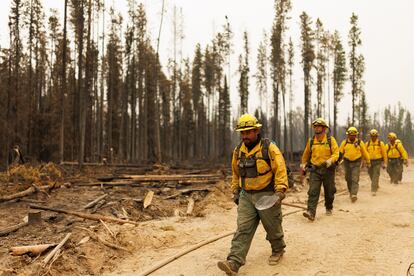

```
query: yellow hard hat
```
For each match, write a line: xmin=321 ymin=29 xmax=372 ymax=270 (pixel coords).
xmin=388 ymin=132 xmax=397 ymax=139
xmin=346 ymin=126 xmax=359 ymax=135
xmin=369 ymin=129 xmax=379 ymax=136
xmin=235 ymin=114 xmax=262 ymax=132
xmin=312 ymin=118 xmax=329 ymax=128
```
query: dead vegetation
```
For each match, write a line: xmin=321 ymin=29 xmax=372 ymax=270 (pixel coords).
xmin=0 ymin=162 xmax=239 ymax=275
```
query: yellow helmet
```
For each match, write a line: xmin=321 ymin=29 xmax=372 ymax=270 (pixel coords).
xmin=369 ymin=129 xmax=379 ymax=136
xmin=235 ymin=114 xmax=262 ymax=132
xmin=388 ymin=132 xmax=397 ymax=139
xmin=346 ymin=126 xmax=359 ymax=135
xmin=312 ymin=118 xmax=329 ymax=128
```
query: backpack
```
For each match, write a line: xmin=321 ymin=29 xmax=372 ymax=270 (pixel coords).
xmin=367 ymin=139 xmax=382 ymax=148
xmin=338 ymin=139 xmax=361 ymax=162
xmin=235 ymin=138 xmax=294 ymax=187
xmin=387 ymin=142 xmax=402 ymax=157
xmin=235 ymin=138 xmax=271 ymax=167
xmin=307 ymin=135 xmax=339 ymax=166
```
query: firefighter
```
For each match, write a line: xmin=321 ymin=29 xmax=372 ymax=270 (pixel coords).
xmin=301 ymin=118 xmax=339 ymax=221
xmin=386 ymin=132 xmax=408 ymax=184
xmin=217 ymin=114 xmax=288 ymax=275
xmin=366 ymin=129 xmax=388 ymax=196
xmin=339 ymin=127 xmax=370 ymax=202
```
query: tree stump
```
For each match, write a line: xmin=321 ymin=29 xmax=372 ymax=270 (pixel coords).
xmin=28 ymin=211 xmax=42 ymax=224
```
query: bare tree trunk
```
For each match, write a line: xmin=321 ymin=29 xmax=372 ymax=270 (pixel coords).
xmin=97 ymin=3 xmax=105 ymax=162
xmin=77 ymin=0 xmax=86 ymax=168
xmin=282 ymin=89 xmax=287 ymax=158
xmin=60 ymin=0 xmax=68 ymax=163
xmin=304 ymin=75 xmax=310 ymax=145
xmin=27 ymin=0 xmax=34 ymax=157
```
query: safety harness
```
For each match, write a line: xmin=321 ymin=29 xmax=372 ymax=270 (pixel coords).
xmin=367 ymin=139 xmax=382 ymax=148
xmin=235 ymin=138 xmax=273 ymax=190
xmin=387 ymin=142 xmax=402 ymax=158
xmin=307 ymin=135 xmax=335 ymax=167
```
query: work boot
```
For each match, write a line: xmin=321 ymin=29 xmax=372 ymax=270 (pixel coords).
xmin=326 ymin=209 xmax=333 ymax=216
xmin=303 ymin=210 xmax=315 ymax=221
xmin=351 ymin=195 xmax=357 ymax=202
xmin=371 ymin=192 xmax=376 ymax=196
xmin=268 ymin=249 xmax=285 ymax=265
xmin=217 ymin=260 xmax=239 ymax=275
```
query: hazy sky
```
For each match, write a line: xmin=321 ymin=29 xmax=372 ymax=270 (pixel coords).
xmin=1 ymin=0 xmax=413 ymax=124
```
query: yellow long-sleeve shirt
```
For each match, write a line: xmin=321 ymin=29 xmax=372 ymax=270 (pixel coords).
xmin=339 ymin=139 xmax=370 ymax=162
xmin=387 ymin=141 xmax=408 ymax=160
xmin=366 ymin=139 xmax=388 ymax=165
xmin=231 ymin=140 xmax=288 ymax=193
xmin=301 ymin=135 xmax=339 ymax=166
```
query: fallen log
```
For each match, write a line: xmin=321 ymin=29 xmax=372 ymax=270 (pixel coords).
xmin=182 ymin=169 xmax=213 ymax=175
xmin=61 ymin=161 xmax=150 ymax=167
xmin=75 ymin=178 xmax=220 ymax=187
xmin=43 ymin=233 xmax=71 ymax=266
xmin=17 ymin=198 xmax=47 ymax=204
xmin=121 ymin=197 xmax=143 ymax=203
xmin=115 ymin=174 xmax=222 ymax=182
xmin=10 ymin=243 xmax=57 ymax=256
xmin=99 ymin=219 xmax=116 ymax=240
xmin=75 ymin=181 xmax=136 ymax=187
xmin=177 ymin=179 xmax=219 ymax=185
xmin=163 ymin=187 xmax=213 ymax=200
xmin=0 ymin=221 xmax=29 ymax=236
xmin=0 ymin=185 xmax=52 ymax=203
xmin=29 ymin=204 xmax=139 ymax=226
xmin=90 ymin=200 xmax=106 ymax=214
xmin=84 ymin=194 xmax=108 ymax=209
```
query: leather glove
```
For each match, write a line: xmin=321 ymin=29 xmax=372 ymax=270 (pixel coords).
xmin=275 ymin=191 xmax=286 ymax=205
xmin=324 ymin=159 xmax=333 ymax=168
xmin=404 ymin=160 xmax=408 ymax=167
xmin=232 ymin=189 xmax=240 ymax=205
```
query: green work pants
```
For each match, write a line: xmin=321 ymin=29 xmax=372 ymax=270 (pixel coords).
xmin=344 ymin=159 xmax=361 ymax=196
xmin=227 ymin=189 xmax=285 ymax=266
xmin=387 ymin=158 xmax=403 ymax=183
xmin=368 ymin=159 xmax=382 ymax=192
xmin=307 ymin=166 xmax=336 ymax=215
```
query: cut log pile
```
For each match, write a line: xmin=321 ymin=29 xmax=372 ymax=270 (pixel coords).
xmin=73 ymin=173 xmax=223 ymax=187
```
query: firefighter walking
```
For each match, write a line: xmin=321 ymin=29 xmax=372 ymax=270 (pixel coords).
xmin=386 ymin=132 xmax=408 ymax=184
xmin=300 ymin=118 xmax=339 ymax=221
xmin=339 ymin=127 xmax=370 ymax=202
xmin=217 ymin=114 xmax=288 ymax=275
xmin=366 ymin=129 xmax=388 ymax=196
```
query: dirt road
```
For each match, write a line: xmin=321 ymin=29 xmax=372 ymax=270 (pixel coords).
xmin=107 ymin=165 xmax=414 ymax=276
